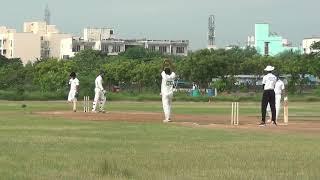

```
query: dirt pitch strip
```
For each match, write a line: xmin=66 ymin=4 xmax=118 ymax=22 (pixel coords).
xmin=35 ymin=111 xmax=320 ymax=135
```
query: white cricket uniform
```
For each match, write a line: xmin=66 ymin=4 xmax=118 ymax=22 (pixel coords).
xmin=92 ymin=75 xmax=106 ymax=112
xmin=267 ymin=79 xmax=285 ymax=120
xmin=68 ymin=78 xmax=79 ymax=102
xmin=161 ymin=71 xmax=176 ymax=121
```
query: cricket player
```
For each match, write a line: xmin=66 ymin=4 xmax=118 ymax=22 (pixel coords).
xmin=67 ymin=72 xmax=79 ymax=112
xmin=161 ymin=67 xmax=176 ymax=122
xmin=260 ymin=65 xmax=277 ymax=126
xmin=267 ymin=75 xmax=285 ymax=123
xmin=92 ymin=71 xmax=106 ymax=113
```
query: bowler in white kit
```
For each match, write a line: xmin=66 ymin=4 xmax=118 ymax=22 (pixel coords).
xmin=161 ymin=67 xmax=176 ymax=122
xmin=67 ymin=72 xmax=79 ymax=112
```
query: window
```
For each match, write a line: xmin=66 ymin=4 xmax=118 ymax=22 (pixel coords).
xmin=10 ymin=40 xmax=13 ymax=47
xmin=176 ymin=47 xmax=185 ymax=54
xmin=63 ymin=55 xmax=70 ymax=59
xmin=0 ymin=40 xmax=2 ymax=48
xmin=3 ymin=49 xmax=6 ymax=55
xmin=264 ymin=42 xmax=270 ymax=56
xmin=72 ymin=45 xmax=81 ymax=52
xmin=149 ymin=46 xmax=156 ymax=52
xmin=112 ymin=45 xmax=121 ymax=53
xmin=110 ymin=30 xmax=114 ymax=35
xmin=10 ymin=50 xmax=12 ymax=57
xmin=41 ymin=36 xmax=44 ymax=41
xmin=159 ymin=46 xmax=167 ymax=53
xmin=102 ymin=44 xmax=108 ymax=52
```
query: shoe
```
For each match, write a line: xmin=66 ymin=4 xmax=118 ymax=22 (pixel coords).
xmin=272 ymin=121 xmax=277 ymax=126
xmin=163 ymin=119 xmax=172 ymax=123
xmin=73 ymin=110 xmax=76 ymax=112
xmin=91 ymin=110 xmax=98 ymax=113
xmin=258 ymin=122 xmax=266 ymax=127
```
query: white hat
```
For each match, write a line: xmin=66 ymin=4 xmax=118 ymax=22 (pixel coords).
xmin=264 ymin=65 xmax=275 ymax=71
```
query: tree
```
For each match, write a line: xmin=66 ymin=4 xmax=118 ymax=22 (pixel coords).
xmin=33 ymin=59 xmax=76 ymax=92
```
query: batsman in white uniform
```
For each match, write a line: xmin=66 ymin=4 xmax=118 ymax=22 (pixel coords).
xmin=67 ymin=72 xmax=79 ymax=112
xmin=161 ymin=67 xmax=176 ymax=122
xmin=92 ymin=71 xmax=106 ymax=113
xmin=267 ymin=76 xmax=285 ymax=122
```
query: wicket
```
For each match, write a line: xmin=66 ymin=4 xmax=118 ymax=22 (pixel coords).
xmin=283 ymin=96 xmax=288 ymax=125
xmin=83 ymin=96 xmax=90 ymax=112
xmin=231 ymin=102 xmax=239 ymax=125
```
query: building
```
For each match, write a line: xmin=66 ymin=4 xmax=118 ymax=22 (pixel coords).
xmin=83 ymin=27 xmax=115 ymax=41
xmin=2 ymin=22 xmax=189 ymax=61
xmin=249 ymin=23 xmax=299 ymax=56
xmin=302 ymin=37 xmax=320 ymax=54
xmin=0 ymin=26 xmax=41 ymax=64
xmin=24 ymin=21 xmax=72 ymax=58
xmin=60 ymin=29 xmax=189 ymax=59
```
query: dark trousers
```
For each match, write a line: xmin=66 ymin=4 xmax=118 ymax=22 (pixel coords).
xmin=261 ymin=90 xmax=276 ymax=122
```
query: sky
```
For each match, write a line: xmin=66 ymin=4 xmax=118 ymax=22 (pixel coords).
xmin=0 ymin=0 xmax=319 ymax=50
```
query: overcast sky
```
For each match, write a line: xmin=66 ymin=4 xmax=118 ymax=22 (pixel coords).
xmin=0 ymin=0 xmax=319 ymax=49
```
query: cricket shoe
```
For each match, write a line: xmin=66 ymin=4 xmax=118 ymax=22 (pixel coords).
xmin=258 ymin=122 xmax=266 ymax=127
xmin=272 ymin=121 xmax=278 ymax=126
xmin=163 ymin=119 xmax=172 ymax=123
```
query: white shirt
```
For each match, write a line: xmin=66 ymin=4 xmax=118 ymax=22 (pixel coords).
xmin=161 ymin=71 xmax=176 ymax=96
xmin=274 ymin=80 xmax=285 ymax=95
xmin=262 ymin=73 xmax=277 ymax=90
xmin=69 ymin=78 xmax=79 ymax=91
xmin=95 ymin=75 xmax=104 ymax=90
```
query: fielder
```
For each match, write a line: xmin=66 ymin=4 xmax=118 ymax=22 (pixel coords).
xmin=161 ymin=66 xmax=176 ymax=123
xmin=92 ymin=71 xmax=106 ymax=113
xmin=260 ymin=65 xmax=277 ymax=126
xmin=267 ymin=75 xmax=285 ymax=123
xmin=67 ymin=72 xmax=79 ymax=112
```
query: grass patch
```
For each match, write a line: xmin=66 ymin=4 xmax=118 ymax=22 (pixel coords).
xmin=0 ymin=101 xmax=320 ymax=179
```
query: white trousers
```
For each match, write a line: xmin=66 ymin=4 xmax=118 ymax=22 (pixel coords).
xmin=67 ymin=90 xmax=77 ymax=102
xmin=67 ymin=90 xmax=77 ymax=111
xmin=267 ymin=94 xmax=281 ymax=121
xmin=92 ymin=88 xmax=106 ymax=111
xmin=162 ymin=94 xmax=173 ymax=120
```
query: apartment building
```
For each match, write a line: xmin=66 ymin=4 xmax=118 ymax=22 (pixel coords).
xmin=0 ymin=26 xmax=41 ymax=64
xmin=84 ymin=27 xmax=115 ymax=41
xmin=24 ymin=21 xmax=72 ymax=58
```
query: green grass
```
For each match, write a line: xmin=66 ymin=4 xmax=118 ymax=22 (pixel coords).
xmin=0 ymin=101 xmax=320 ymax=179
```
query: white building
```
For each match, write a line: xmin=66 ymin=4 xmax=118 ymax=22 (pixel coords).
xmin=0 ymin=26 xmax=41 ymax=64
xmin=83 ymin=27 xmax=115 ymax=41
xmin=60 ymin=38 xmax=189 ymax=59
xmin=24 ymin=21 xmax=72 ymax=58
xmin=302 ymin=37 xmax=320 ymax=54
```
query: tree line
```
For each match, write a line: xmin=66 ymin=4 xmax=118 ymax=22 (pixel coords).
xmin=1 ymin=46 xmax=320 ymax=99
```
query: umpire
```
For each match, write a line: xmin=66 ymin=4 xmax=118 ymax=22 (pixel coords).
xmin=260 ymin=65 xmax=277 ymax=126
